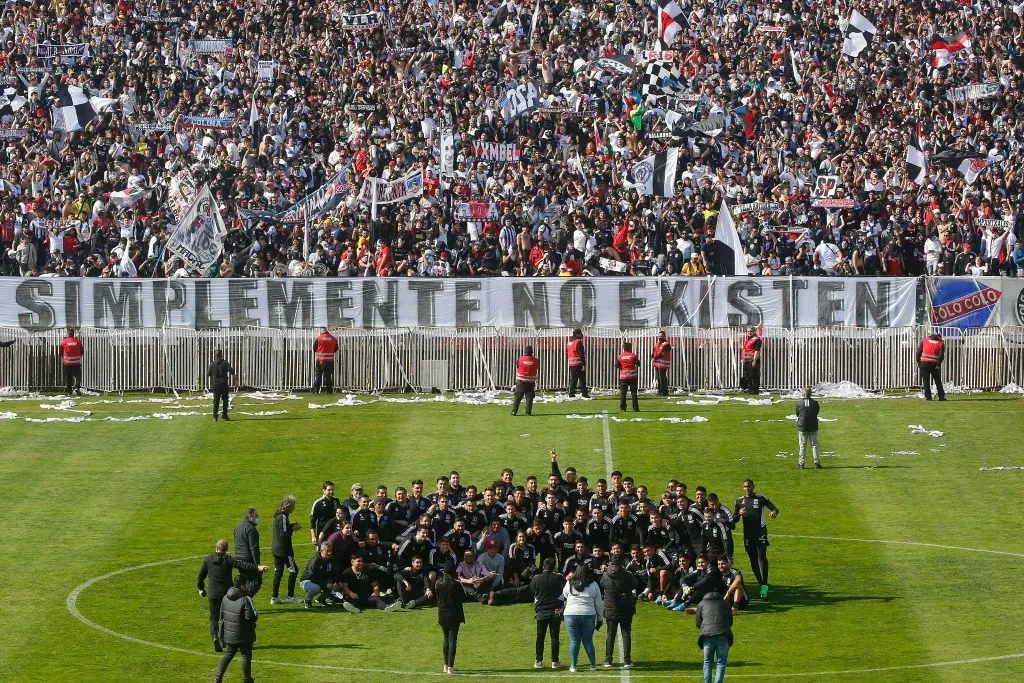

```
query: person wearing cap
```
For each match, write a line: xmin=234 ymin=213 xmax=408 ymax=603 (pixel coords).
xmin=207 ymin=349 xmax=234 ymax=421
xmin=341 ymin=483 xmax=364 ymax=512
xmin=512 ymin=344 xmax=539 ymax=416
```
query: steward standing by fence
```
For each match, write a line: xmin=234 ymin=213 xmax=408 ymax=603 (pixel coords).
xmin=652 ymin=331 xmax=672 ymax=397
xmin=512 ymin=345 xmax=539 ymax=416
xmin=918 ymin=332 xmax=946 ymax=401
xmin=617 ymin=342 xmax=640 ymax=412
xmin=312 ymin=327 xmax=338 ymax=393
xmin=740 ymin=327 xmax=762 ymax=395
xmin=61 ymin=328 xmax=83 ymax=396
xmin=208 ymin=349 xmax=234 ymax=421
xmin=566 ymin=329 xmax=591 ymax=399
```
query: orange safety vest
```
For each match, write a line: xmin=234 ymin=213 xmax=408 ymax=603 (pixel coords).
xmin=61 ymin=337 xmax=83 ymax=365
xmin=567 ymin=339 xmax=584 ymax=367
xmin=516 ymin=355 xmax=539 ymax=383
xmin=315 ymin=332 xmax=338 ymax=364
xmin=741 ymin=336 xmax=760 ymax=362
xmin=920 ymin=337 xmax=944 ymax=364
xmin=652 ymin=340 xmax=671 ymax=370
xmin=617 ymin=351 xmax=638 ymax=380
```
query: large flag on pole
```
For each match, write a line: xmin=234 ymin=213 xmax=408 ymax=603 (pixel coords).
xmin=905 ymin=124 xmax=927 ymax=185
xmin=626 ymin=148 xmax=678 ymax=197
xmin=657 ymin=0 xmax=688 ymax=48
xmin=713 ymin=200 xmax=746 ymax=276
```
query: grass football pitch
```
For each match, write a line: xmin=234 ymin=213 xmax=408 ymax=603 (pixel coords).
xmin=1 ymin=389 xmax=1022 ymax=682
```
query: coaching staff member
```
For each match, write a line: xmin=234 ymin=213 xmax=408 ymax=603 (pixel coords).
xmin=198 ymin=539 xmax=268 ymax=651
xmin=208 ymin=349 xmax=234 ymax=421
xmin=312 ymin=327 xmax=338 ymax=393
xmin=512 ymin=345 xmax=539 ymax=416
xmin=214 ymin=578 xmax=259 ymax=683
xmin=234 ymin=508 xmax=263 ymax=595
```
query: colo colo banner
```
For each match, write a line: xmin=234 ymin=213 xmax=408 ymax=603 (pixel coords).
xmin=2 ymin=277 xmax=916 ymax=331
xmin=930 ymin=277 xmax=1024 ymax=330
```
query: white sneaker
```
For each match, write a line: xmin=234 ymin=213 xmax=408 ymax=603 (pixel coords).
xmin=331 ymin=590 xmax=345 ymax=601
xmin=342 ymin=601 xmax=361 ymax=614
xmin=551 ymin=662 xmax=562 ymax=669
xmin=283 ymin=596 xmax=300 ymax=604
xmin=448 ymin=667 xmax=457 ymax=674
xmin=569 ymin=666 xmax=577 ymax=673
xmin=383 ymin=600 xmax=402 ymax=612
xmin=534 ymin=661 xmax=544 ymax=669
xmin=269 ymin=597 xmax=280 ymax=605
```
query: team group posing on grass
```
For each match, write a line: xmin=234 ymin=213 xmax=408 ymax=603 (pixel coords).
xmin=200 ymin=451 xmax=778 ymax=675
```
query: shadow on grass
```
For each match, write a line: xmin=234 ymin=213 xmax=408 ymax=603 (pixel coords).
xmin=745 ymin=584 xmax=895 ymax=615
xmin=256 ymin=643 xmax=365 ymax=651
xmin=470 ymin=659 xmax=758 ymax=675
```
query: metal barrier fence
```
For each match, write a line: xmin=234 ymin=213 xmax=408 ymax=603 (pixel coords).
xmin=0 ymin=325 xmax=1019 ymax=393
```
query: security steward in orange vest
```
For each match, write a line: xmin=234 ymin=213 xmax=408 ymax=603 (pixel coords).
xmin=652 ymin=331 xmax=672 ymax=396
xmin=567 ymin=328 xmax=591 ymax=398
xmin=740 ymin=327 xmax=762 ymax=395
xmin=512 ymin=345 xmax=539 ymax=416
xmin=61 ymin=327 xmax=84 ymax=396
xmin=312 ymin=327 xmax=339 ymax=393
xmin=918 ymin=332 xmax=946 ymax=401
xmin=617 ymin=341 xmax=640 ymax=412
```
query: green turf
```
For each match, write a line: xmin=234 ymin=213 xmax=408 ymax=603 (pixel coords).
xmin=1 ymin=390 xmax=1022 ymax=682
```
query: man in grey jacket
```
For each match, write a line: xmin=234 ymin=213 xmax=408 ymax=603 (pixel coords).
xmin=695 ymin=591 xmax=733 ymax=683
xmin=795 ymin=387 xmax=822 ymax=469
xmin=214 ymin=579 xmax=258 ymax=683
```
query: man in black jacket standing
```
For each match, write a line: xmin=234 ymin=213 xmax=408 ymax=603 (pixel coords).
xmin=208 ymin=349 xmax=234 ymax=421
xmin=530 ymin=558 xmax=566 ymax=669
xmin=198 ymin=540 xmax=268 ymax=652
xmin=214 ymin=579 xmax=259 ymax=683
xmin=795 ymin=387 xmax=822 ymax=469
xmin=601 ymin=549 xmax=638 ymax=669
xmin=234 ymin=508 xmax=263 ymax=595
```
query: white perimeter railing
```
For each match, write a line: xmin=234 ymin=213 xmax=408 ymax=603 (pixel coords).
xmin=0 ymin=326 xmax=1020 ymax=394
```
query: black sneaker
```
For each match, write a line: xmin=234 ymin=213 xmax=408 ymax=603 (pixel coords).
xmin=213 ymin=641 xmax=223 ymax=652
xmin=222 ymin=415 xmax=230 ymax=421
xmin=213 ymin=416 xmax=218 ymax=422
xmin=814 ymin=463 xmax=823 ymax=469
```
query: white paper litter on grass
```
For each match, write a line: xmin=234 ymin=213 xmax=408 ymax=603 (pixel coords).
xmin=864 ymin=454 xmax=883 ymax=459
xmin=908 ymin=424 xmax=944 ymax=437
xmin=566 ymin=414 xmax=601 ymax=420
xmin=308 ymin=394 xmax=366 ymax=409
xmin=660 ymin=416 xmax=708 ymax=424
xmin=238 ymin=410 xmax=288 ymax=416
xmin=103 ymin=415 xmax=153 ymax=422
xmin=25 ymin=416 xmax=88 ymax=423
xmin=151 ymin=411 xmax=207 ymax=419
xmin=377 ymin=395 xmax=446 ymax=404
xmin=675 ymin=399 xmax=724 ymax=406
xmin=781 ymin=381 xmax=893 ymax=400
xmin=0 ymin=411 xmax=17 ymax=419
xmin=890 ymin=450 xmax=920 ymax=456
xmin=775 ymin=451 xmax=790 ymax=458
xmin=980 ymin=466 xmax=1024 ymax=472
xmin=239 ymin=391 xmax=302 ymax=401
xmin=999 ymin=383 xmax=1024 ymax=394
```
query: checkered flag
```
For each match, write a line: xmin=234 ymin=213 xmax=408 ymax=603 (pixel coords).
xmin=54 ymin=84 xmax=117 ymax=132
xmin=640 ymin=60 xmax=685 ymax=106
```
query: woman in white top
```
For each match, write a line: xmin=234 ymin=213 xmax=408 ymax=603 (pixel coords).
xmin=560 ymin=565 xmax=604 ymax=672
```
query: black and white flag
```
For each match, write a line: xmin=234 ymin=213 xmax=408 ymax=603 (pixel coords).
xmin=787 ymin=46 xmax=802 ymax=86
xmin=842 ymin=10 xmax=877 ymax=57
xmin=594 ymin=55 xmax=634 ymax=75
xmin=712 ymin=200 xmax=746 ymax=276
xmin=627 ymin=148 xmax=679 ymax=197
xmin=489 ymin=1 xmax=517 ymax=28
xmin=53 ymin=84 xmax=116 ymax=132
xmin=249 ymin=95 xmax=262 ymax=143
xmin=905 ymin=124 xmax=927 ymax=185
xmin=0 ymin=85 xmax=27 ymax=120
xmin=439 ymin=116 xmax=455 ymax=178
xmin=500 ymin=81 xmax=539 ymax=123
xmin=341 ymin=12 xmax=382 ymax=29
xmin=641 ymin=60 xmax=685 ymax=105
xmin=688 ymin=113 xmax=728 ymax=137
xmin=933 ymin=148 xmax=992 ymax=185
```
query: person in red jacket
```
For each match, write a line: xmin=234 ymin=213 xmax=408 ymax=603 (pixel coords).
xmin=512 ymin=345 xmax=539 ymax=416
xmin=918 ymin=332 xmax=946 ymax=401
xmin=61 ymin=328 xmax=84 ymax=396
xmin=739 ymin=327 xmax=762 ymax=395
xmin=566 ymin=329 xmax=591 ymax=399
xmin=617 ymin=341 xmax=639 ymax=412
xmin=312 ymin=327 xmax=338 ymax=393
xmin=652 ymin=331 xmax=671 ymax=397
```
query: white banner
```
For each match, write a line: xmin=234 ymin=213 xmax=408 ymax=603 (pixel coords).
xmin=257 ymin=61 xmax=276 ymax=83
xmin=439 ymin=118 xmax=455 ymax=178
xmin=2 ymin=277 xmax=918 ymax=330
xmin=369 ymin=169 xmax=424 ymax=205
xmin=168 ymin=169 xmax=198 ymax=223
xmin=165 ymin=185 xmax=227 ymax=273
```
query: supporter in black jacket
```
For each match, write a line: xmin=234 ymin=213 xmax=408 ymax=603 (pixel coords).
xmin=197 ymin=540 xmax=267 ymax=652
xmin=601 ymin=552 xmax=638 ymax=668
xmin=233 ymin=508 xmax=262 ymax=594
xmin=530 ymin=558 xmax=566 ymax=667
xmin=214 ymin=580 xmax=258 ymax=683
xmin=271 ymin=496 xmax=302 ymax=604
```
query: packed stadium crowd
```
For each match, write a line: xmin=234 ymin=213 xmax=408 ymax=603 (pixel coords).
xmin=201 ymin=452 xmax=777 ymax=675
xmin=1 ymin=0 xmax=1023 ymax=281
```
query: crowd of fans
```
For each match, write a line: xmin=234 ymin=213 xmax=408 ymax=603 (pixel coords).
xmin=1 ymin=0 xmax=1023 ymax=280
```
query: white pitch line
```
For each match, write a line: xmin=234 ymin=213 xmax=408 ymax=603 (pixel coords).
xmin=602 ymin=411 xmax=629 ymax=683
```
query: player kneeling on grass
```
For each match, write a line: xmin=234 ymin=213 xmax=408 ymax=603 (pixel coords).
xmin=340 ymin=555 xmax=402 ymax=613
xmin=397 ymin=556 xmax=434 ymax=609
xmin=300 ymin=543 xmax=342 ymax=608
